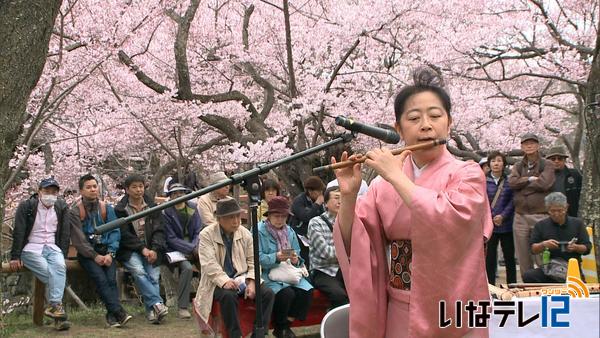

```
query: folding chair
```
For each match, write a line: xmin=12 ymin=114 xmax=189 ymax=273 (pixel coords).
xmin=320 ymin=304 xmax=350 ymax=338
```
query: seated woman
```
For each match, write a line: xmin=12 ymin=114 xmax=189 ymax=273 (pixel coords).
xmin=258 ymin=196 xmax=313 ymax=338
xmin=258 ymin=178 xmax=281 ymax=221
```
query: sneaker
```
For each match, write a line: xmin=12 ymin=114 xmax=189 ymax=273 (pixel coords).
xmin=153 ymin=303 xmax=169 ymax=323
xmin=146 ymin=310 xmax=158 ymax=324
xmin=106 ymin=313 xmax=121 ymax=328
xmin=273 ymin=326 xmax=296 ymax=338
xmin=177 ymin=308 xmax=191 ymax=319
xmin=54 ymin=319 xmax=71 ymax=331
xmin=282 ymin=328 xmax=297 ymax=338
xmin=44 ymin=303 xmax=67 ymax=320
xmin=116 ymin=310 xmax=133 ymax=327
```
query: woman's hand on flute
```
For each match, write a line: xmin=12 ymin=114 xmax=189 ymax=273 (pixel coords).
xmin=365 ymin=148 xmax=411 ymax=183
xmin=331 ymin=151 xmax=362 ymax=197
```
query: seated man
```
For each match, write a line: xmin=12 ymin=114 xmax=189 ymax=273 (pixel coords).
xmin=163 ymin=183 xmax=203 ymax=319
xmin=307 ymin=186 xmax=349 ymax=309
xmin=9 ymin=177 xmax=72 ymax=330
xmin=195 ymin=198 xmax=275 ymax=338
xmin=115 ymin=174 xmax=168 ymax=324
xmin=70 ymin=174 xmax=132 ymax=327
xmin=524 ymin=192 xmax=592 ymax=283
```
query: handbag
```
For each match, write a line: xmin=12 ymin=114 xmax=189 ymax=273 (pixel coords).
xmin=268 ymin=259 xmax=305 ymax=285
xmin=543 ymin=258 xmax=568 ymax=282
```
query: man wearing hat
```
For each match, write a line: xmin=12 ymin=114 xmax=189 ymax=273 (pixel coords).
xmin=508 ymin=133 xmax=556 ymax=280
xmin=546 ymin=146 xmax=582 ymax=217
xmin=9 ymin=177 xmax=73 ymax=330
xmin=197 ymin=171 xmax=231 ymax=228
xmin=194 ymin=197 xmax=275 ymax=338
xmin=163 ymin=183 xmax=203 ymax=319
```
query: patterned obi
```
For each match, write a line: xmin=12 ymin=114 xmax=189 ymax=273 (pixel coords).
xmin=390 ymin=239 xmax=412 ymax=291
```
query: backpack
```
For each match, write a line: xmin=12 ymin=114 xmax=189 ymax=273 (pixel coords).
xmin=77 ymin=199 xmax=107 ymax=222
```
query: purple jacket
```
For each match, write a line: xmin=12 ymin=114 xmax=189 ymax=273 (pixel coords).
xmin=486 ymin=173 xmax=514 ymax=233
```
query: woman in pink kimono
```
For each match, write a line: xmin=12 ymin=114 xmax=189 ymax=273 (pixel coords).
xmin=332 ymin=68 xmax=493 ymax=338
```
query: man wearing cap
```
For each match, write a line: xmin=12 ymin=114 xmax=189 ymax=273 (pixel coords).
xmin=197 ymin=171 xmax=231 ymax=228
xmin=546 ymin=146 xmax=582 ymax=217
xmin=508 ymin=133 xmax=555 ymax=279
xmin=163 ymin=183 xmax=203 ymax=319
xmin=9 ymin=177 xmax=73 ymax=330
xmin=194 ymin=198 xmax=275 ymax=338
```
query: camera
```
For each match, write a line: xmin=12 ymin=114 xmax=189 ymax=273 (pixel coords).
xmin=88 ymin=234 xmax=108 ymax=255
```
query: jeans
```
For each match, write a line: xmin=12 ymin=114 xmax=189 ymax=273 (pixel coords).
xmin=78 ymin=255 xmax=123 ymax=315
xmin=21 ymin=246 xmax=66 ymax=305
xmin=122 ymin=252 xmax=163 ymax=311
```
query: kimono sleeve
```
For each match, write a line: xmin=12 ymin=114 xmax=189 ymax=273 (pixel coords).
xmin=333 ymin=180 xmax=388 ymax=338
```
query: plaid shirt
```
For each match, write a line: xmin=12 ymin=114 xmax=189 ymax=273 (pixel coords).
xmin=307 ymin=211 xmax=339 ymax=277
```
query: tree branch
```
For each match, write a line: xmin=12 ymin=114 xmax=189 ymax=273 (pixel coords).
xmin=100 ymin=70 xmax=178 ymax=161
xmin=325 ymin=38 xmax=360 ymax=93
xmin=529 ymin=0 xmax=594 ymax=56
xmin=282 ymin=0 xmax=297 ymax=97
xmin=118 ymin=50 xmax=170 ymax=94
xmin=172 ymin=0 xmax=200 ymax=99
xmin=242 ymin=4 xmax=255 ymax=50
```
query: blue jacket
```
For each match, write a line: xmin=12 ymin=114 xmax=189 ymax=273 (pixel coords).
xmin=79 ymin=203 xmax=120 ymax=254
xmin=163 ymin=202 xmax=202 ymax=255
xmin=258 ymin=221 xmax=313 ymax=293
xmin=486 ymin=173 xmax=515 ymax=233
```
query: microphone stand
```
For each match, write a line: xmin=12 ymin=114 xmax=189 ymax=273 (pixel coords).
xmin=95 ymin=132 xmax=356 ymax=337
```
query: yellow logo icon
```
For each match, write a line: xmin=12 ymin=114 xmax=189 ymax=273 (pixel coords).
xmin=566 ymin=276 xmax=590 ymax=298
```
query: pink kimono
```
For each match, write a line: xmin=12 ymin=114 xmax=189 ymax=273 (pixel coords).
xmin=334 ymin=149 xmax=493 ymax=338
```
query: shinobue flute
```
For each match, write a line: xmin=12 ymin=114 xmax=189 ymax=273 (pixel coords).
xmin=313 ymin=138 xmax=447 ymax=173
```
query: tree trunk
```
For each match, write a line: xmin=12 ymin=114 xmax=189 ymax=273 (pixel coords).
xmin=0 ymin=0 xmax=62 ymax=322
xmin=581 ymin=23 xmax=600 ymax=278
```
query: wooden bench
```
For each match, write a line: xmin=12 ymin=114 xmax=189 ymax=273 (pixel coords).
xmin=207 ymin=289 xmax=330 ymax=337
xmin=1 ymin=259 xmax=84 ymax=326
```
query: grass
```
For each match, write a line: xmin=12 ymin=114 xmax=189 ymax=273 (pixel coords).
xmin=1 ymin=303 xmax=320 ymax=337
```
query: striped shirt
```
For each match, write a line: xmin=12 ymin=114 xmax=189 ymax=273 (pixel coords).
xmin=307 ymin=211 xmax=338 ymax=277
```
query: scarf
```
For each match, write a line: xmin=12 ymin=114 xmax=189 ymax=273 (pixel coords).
xmin=265 ymin=219 xmax=290 ymax=251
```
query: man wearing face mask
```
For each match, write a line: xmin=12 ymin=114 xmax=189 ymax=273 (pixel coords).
xmin=9 ymin=177 xmax=73 ymax=330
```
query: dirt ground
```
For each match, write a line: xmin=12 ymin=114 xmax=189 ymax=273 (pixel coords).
xmin=4 ymin=309 xmax=320 ymax=338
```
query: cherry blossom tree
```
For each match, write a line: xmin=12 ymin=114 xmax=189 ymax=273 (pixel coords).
xmin=3 ymin=0 xmax=597 ymax=223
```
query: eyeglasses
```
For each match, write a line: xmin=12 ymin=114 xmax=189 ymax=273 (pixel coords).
xmin=547 ymin=156 xmax=565 ymax=161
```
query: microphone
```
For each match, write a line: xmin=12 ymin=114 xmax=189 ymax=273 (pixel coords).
xmin=335 ymin=116 xmax=400 ymax=144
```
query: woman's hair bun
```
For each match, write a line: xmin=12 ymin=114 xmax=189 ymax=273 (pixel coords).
xmin=412 ymin=66 xmax=445 ymax=88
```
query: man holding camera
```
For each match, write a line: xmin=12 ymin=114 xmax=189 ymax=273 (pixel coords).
xmin=524 ymin=192 xmax=591 ymax=283
xmin=70 ymin=174 xmax=132 ymax=327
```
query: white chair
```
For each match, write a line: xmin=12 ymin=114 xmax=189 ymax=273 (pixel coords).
xmin=320 ymin=304 xmax=350 ymax=338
